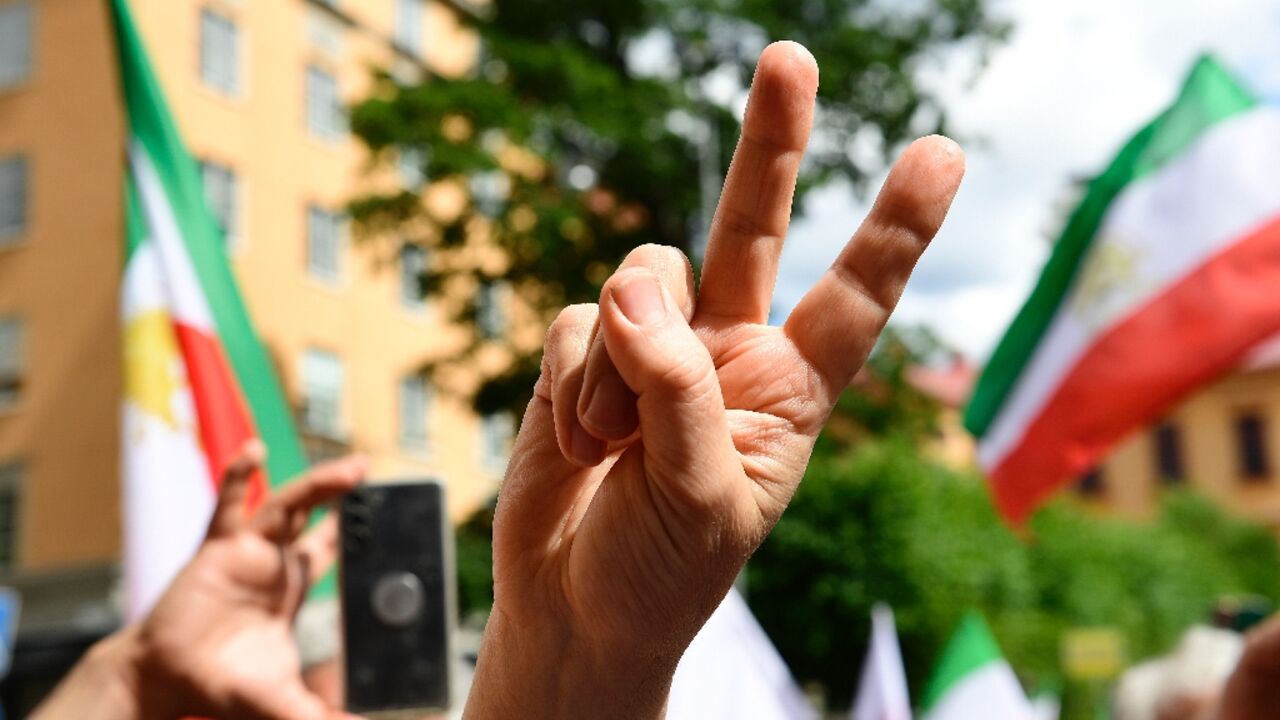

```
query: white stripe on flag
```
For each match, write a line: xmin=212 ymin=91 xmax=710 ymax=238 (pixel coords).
xmin=129 ymin=141 xmax=217 ymax=332
xmin=979 ymin=107 xmax=1280 ymax=469
xmin=924 ymin=662 xmax=1034 ymax=720
xmin=121 ymin=242 xmax=216 ymax=619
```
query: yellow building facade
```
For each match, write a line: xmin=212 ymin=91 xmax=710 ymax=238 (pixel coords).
xmin=1079 ymin=352 xmax=1280 ymax=529
xmin=0 ymin=0 xmax=505 ymax=580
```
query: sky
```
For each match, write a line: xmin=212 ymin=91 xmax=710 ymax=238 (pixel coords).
xmin=773 ymin=0 xmax=1280 ymax=361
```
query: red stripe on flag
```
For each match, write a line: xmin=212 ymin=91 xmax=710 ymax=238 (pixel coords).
xmin=173 ymin=322 xmax=267 ymax=510
xmin=990 ymin=215 xmax=1280 ymax=524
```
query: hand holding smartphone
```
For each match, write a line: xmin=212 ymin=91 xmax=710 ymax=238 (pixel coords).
xmin=339 ymin=480 xmax=455 ymax=717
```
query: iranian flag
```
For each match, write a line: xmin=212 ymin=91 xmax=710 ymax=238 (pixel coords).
xmin=965 ymin=55 xmax=1280 ymax=524
xmin=112 ymin=0 xmax=308 ymax=618
xmin=921 ymin=613 xmax=1032 ymax=720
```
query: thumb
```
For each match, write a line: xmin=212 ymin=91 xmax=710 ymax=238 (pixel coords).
xmin=598 ymin=269 xmax=743 ymax=507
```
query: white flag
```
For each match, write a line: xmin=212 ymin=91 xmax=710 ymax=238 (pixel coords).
xmin=852 ymin=604 xmax=913 ymax=720
xmin=667 ymin=589 xmax=815 ymax=720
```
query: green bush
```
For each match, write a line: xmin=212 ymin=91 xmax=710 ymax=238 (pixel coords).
xmin=747 ymin=437 xmax=1280 ymax=717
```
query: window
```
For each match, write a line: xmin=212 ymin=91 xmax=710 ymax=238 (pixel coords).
xmin=1077 ymin=466 xmax=1104 ymax=497
xmin=399 ymin=375 xmax=431 ymax=449
xmin=1153 ymin=421 xmax=1184 ymax=485
xmin=306 ymin=206 xmax=342 ymax=281
xmin=398 ymin=146 xmax=425 ymax=189
xmin=1235 ymin=411 xmax=1271 ymax=481
xmin=476 ymin=282 xmax=506 ymax=339
xmin=0 ymin=2 xmax=33 ymax=90
xmin=393 ymin=0 xmax=423 ymax=56
xmin=0 ymin=463 xmax=20 ymax=569
xmin=0 ymin=155 xmax=27 ymax=243
xmin=301 ymin=349 xmax=344 ymax=439
xmin=0 ymin=317 xmax=21 ymax=409
xmin=306 ymin=65 xmax=345 ymax=140
xmin=199 ymin=8 xmax=239 ymax=96
xmin=399 ymin=243 xmax=428 ymax=307
xmin=199 ymin=161 xmax=239 ymax=249
xmin=480 ymin=413 xmax=514 ymax=471
xmin=469 ymin=171 xmax=509 ymax=217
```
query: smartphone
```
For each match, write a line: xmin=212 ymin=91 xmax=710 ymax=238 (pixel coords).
xmin=339 ymin=480 xmax=454 ymax=717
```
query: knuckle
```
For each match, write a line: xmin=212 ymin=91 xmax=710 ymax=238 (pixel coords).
xmin=655 ymin=348 xmax=717 ymax=400
xmin=715 ymin=206 xmax=781 ymax=243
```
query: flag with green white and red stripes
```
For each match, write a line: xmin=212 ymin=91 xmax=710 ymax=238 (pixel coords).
xmin=112 ymin=0 xmax=308 ymax=617
xmin=966 ymin=55 xmax=1280 ymax=524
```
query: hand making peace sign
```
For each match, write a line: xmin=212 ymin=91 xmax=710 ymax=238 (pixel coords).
xmin=467 ymin=40 xmax=965 ymax=720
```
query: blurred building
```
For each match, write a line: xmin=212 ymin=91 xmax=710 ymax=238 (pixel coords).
xmin=914 ymin=340 xmax=1280 ymax=533
xmin=905 ymin=356 xmax=979 ymax=469
xmin=0 ymin=0 xmax=506 ymax=693
xmin=1077 ymin=337 xmax=1280 ymax=529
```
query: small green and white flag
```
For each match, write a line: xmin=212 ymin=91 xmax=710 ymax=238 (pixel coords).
xmin=921 ymin=613 xmax=1033 ymax=720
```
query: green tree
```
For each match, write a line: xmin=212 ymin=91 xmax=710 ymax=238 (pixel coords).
xmin=349 ymin=0 xmax=1008 ymax=415
xmin=825 ymin=324 xmax=952 ymax=444
xmin=746 ymin=437 xmax=1280 ymax=716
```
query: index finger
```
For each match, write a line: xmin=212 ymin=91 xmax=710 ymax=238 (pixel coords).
xmin=784 ymin=136 xmax=965 ymax=407
xmin=294 ymin=514 xmax=340 ymax=586
xmin=252 ymin=454 xmax=368 ymax=541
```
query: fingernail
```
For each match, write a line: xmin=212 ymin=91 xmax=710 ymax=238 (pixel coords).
xmin=582 ymin=371 xmax=638 ymax=439
xmin=570 ymin=424 xmax=606 ymax=466
xmin=613 ymin=274 xmax=666 ymax=325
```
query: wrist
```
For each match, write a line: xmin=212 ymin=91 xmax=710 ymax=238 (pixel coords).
xmin=31 ymin=626 xmax=148 ymax=720
xmin=464 ymin=604 xmax=678 ymax=720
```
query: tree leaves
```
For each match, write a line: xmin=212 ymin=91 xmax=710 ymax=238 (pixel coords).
xmin=347 ymin=0 xmax=1008 ymax=416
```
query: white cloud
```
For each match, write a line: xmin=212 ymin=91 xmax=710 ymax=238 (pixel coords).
xmin=774 ymin=0 xmax=1280 ymax=360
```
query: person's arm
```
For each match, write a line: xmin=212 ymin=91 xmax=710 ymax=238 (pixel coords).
xmin=32 ymin=627 xmax=146 ymax=720
xmin=464 ymin=40 xmax=964 ymax=719
xmin=32 ymin=444 xmax=366 ymax=720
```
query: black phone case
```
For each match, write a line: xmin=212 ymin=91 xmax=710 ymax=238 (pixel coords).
xmin=339 ymin=481 xmax=451 ymax=714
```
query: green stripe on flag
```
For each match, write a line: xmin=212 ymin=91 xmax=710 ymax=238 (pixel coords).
xmin=920 ymin=611 xmax=1005 ymax=712
xmin=110 ymin=0 xmax=307 ymax=487
xmin=124 ymin=171 xmax=145 ymax=258
xmin=964 ymin=55 xmax=1257 ymax=437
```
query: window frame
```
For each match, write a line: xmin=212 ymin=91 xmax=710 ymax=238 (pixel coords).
xmin=476 ymin=282 xmax=506 ymax=339
xmin=300 ymin=348 xmax=345 ymax=441
xmin=1153 ymin=421 xmax=1185 ymax=485
xmin=393 ymin=0 xmax=424 ymax=56
xmin=399 ymin=242 xmax=428 ymax=308
xmin=306 ymin=205 xmax=343 ymax=283
xmin=198 ymin=6 xmax=240 ymax=97
xmin=0 ymin=316 xmax=23 ymax=411
xmin=479 ymin=412 xmax=514 ymax=472
xmin=1077 ymin=466 xmax=1105 ymax=498
xmin=305 ymin=64 xmax=346 ymax=141
xmin=1235 ymin=410 xmax=1272 ymax=482
xmin=398 ymin=146 xmax=426 ymax=189
xmin=0 ymin=2 xmax=34 ymax=91
xmin=199 ymin=159 xmax=240 ymax=251
xmin=0 ymin=462 xmax=21 ymax=570
xmin=398 ymin=374 xmax=431 ymax=451
xmin=0 ymin=154 xmax=28 ymax=245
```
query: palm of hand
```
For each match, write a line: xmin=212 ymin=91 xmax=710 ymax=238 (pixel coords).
xmin=562 ymin=323 xmax=829 ymax=646
xmin=127 ymin=449 xmax=364 ymax=720
xmin=140 ymin=535 xmax=308 ymax=714
xmin=471 ymin=42 xmax=962 ymax=720
xmin=491 ymin=43 xmax=963 ymax=668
